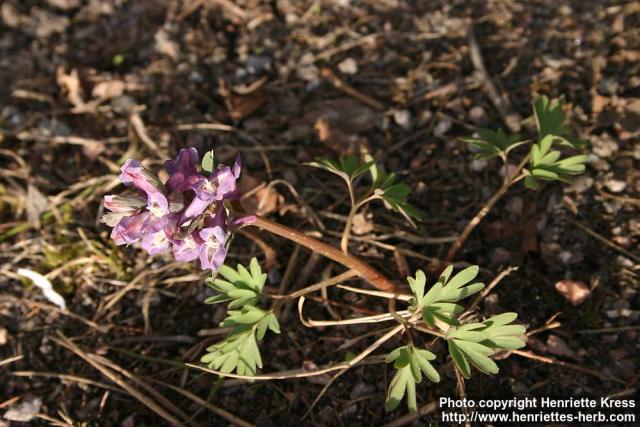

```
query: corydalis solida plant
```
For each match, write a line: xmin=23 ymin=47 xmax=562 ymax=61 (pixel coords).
xmin=446 ymin=95 xmax=587 ymax=262
xmin=102 ymin=146 xmax=527 ymax=416
xmin=102 ymin=148 xmax=253 ymax=272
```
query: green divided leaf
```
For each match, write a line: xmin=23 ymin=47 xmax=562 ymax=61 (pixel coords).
xmin=205 ymin=257 xmax=266 ymax=309
xmin=534 ymin=95 xmax=570 ymax=140
xmin=201 ymin=306 xmax=281 ymax=377
xmin=479 ymin=312 xmax=527 ymax=350
xmin=526 ymin=135 xmax=588 ymax=190
xmin=201 ymin=257 xmax=281 ymax=377
xmin=306 ymin=154 xmax=374 ymax=184
xmin=416 ymin=266 xmax=484 ymax=327
xmin=373 ymin=170 xmax=422 ymax=225
xmin=446 ymin=312 xmax=526 ymax=378
xmin=308 ymin=153 xmax=421 ymax=226
xmin=461 ymin=128 xmax=526 ymax=160
xmin=385 ymin=345 xmax=439 ymax=413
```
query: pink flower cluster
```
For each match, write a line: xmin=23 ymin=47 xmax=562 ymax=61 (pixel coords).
xmin=102 ymin=148 xmax=253 ymax=271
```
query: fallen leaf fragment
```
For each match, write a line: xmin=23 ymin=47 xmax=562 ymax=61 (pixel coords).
xmin=554 ymin=279 xmax=591 ymax=306
xmin=17 ymin=268 xmax=66 ymax=310
xmin=4 ymin=397 xmax=42 ymax=422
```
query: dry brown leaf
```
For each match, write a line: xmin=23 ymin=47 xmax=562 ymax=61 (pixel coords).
xmin=26 ymin=184 xmax=48 ymax=229
xmin=92 ymin=80 xmax=126 ymax=99
xmin=56 ymin=67 xmax=86 ymax=110
xmin=554 ymin=279 xmax=591 ymax=306
xmin=227 ymin=91 xmax=266 ymax=121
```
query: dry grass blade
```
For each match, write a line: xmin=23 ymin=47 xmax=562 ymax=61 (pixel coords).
xmin=51 ymin=333 xmax=191 ymax=427
xmin=271 ymin=269 xmax=358 ymax=300
xmin=336 ymin=284 xmax=412 ymax=301
xmin=298 ymin=295 xmax=411 ymax=327
xmin=148 ymin=377 xmax=254 ymax=427
xmin=512 ymin=349 xmax=626 ymax=385
xmin=189 ymin=325 xmax=403 ymax=382
xmin=12 ymin=371 xmax=123 ymax=393
xmin=302 ymin=325 xmax=405 ymax=418
xmin=0 ymin=354 xmax=23 ymax=368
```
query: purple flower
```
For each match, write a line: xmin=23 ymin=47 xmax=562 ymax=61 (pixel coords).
xmin=172 ymin=232 xmax=200 ymax=262
xmin=141 ymin=230 xmax=171 ymax=255
xmin=110 ymin=211 xmax=151 ymax=245
xmin=198 ymin=226 xmax=228 ymax=271
xmin=165 ymin=148 xmax=203 ymax=193
xmin=102 ymin=149 xmax=248 ymax=272
xmin=183 ymin=155 xmax=243 ymax=221
xmin=144 ymin=191 xmax=170 ymax=232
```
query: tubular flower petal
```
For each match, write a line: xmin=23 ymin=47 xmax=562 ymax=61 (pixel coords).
xmin=198 ymin=226 xmax=228 ymax=271
xmin=119 ymin=159 xmax=166 ymax=197
xmin=165 ymin=148 xmax=203 ymax=193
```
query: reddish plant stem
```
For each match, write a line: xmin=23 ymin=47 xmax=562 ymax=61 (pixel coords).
xmin=250 ymin=215 xmax=398 ymax=292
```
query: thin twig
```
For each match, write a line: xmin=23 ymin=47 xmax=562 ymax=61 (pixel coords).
xmin=464 ymin=266 xmax=518 ymax=314
xmin=446 ymin=155 xmax=529 ymax=262
xmin=320 ymin=67 xmax=385 ymax=111
xmin=570 ymin=220 xmax=640 ymax=263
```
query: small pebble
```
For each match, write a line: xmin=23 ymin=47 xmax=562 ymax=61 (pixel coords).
xmin=605 ymin=179 xmax=626 ymax=193
xmin=392 ymin=109 xmax=412 ymax=130
xmin=470 ymin=159 xmax=487 ymax=172
xmin=546 ymin=334 xmax=576 ymax=359
xmin=469 ymin=106 xmax=488 ymax=126
xmin=433 ymin=117 xmax=452 ymax=137
xmin=338 ymin=57 xmax=358 ymax=75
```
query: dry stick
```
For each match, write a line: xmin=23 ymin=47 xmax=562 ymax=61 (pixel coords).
xmin=251 ymin=215 xmax=398 ymax=292
xmin=320 ymin=67 xmax=385 ymax=111
xmin=570 ymin=220 xmax=640 ymax=263
xmin=446 ymin=155 xmax=529 ymax=262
